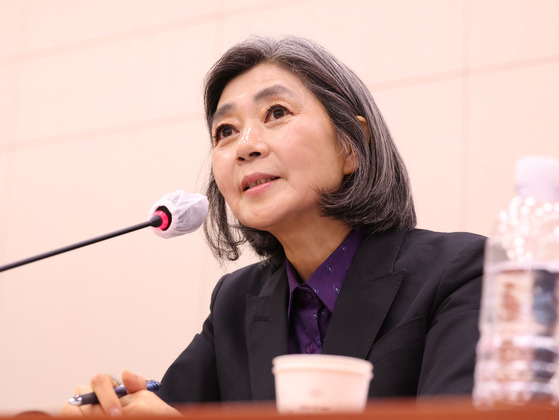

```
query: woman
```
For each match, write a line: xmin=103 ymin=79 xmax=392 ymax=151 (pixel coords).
xmin=62 ymin=35 xmax=485 ymax=416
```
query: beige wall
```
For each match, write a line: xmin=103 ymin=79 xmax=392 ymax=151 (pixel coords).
xmin=1 ymin=0 xmax=558 ymax=414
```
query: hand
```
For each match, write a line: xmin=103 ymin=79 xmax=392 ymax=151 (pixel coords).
xmin=61 ymin=370 xmax=182 ymax=417
xmin=61 ymin=373 xmax=121 ymax=417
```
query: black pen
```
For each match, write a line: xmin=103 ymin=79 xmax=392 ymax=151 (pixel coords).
xmin=68 ymin=380 xmax=161 ymax=406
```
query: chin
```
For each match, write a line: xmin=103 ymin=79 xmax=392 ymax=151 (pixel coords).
xmin=239 ymin=221 xmax=273 ymax=232
xmin=237 ymin=217 xmax=278 ymax=233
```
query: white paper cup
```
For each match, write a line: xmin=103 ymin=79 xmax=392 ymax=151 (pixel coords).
xmin=272 ymin=354 xmax=373 ymax=413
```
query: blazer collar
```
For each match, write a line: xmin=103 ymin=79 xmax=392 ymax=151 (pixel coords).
xmin=322 ymin=230 xmax=407 ymax=358
xmin=245 ymin=263 xmax=289 ymax=400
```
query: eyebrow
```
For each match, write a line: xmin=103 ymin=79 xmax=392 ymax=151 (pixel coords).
xmin=210 ymin=84 xmax=297 ymax=128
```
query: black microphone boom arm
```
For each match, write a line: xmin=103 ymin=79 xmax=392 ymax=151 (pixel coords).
xmin=0 ymin=214 xmax=163 ymax=273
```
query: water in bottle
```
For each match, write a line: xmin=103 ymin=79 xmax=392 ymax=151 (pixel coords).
xmin=473 ymin=155 xmax=559 ymax=407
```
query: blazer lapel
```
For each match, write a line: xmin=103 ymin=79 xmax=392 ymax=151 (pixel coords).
xmin=322 ymin=230 xmax=407 ymax=358
xmin=245 ymin=264 xmax=289 ymax=400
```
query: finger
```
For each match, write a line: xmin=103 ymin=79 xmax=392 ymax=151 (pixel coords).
xmin=60 ymin=401 xmax=83 ymax=417
xmin=90 ymin=373 xmax=123 ymax=416
xmin=61 ymin=385 xmax=100 ymax=417
xmin=60 ymin=385 xmax=90 ymax=416
xmin=73 ymin=384 xmax=93 ymax=395
xmin=121 ymin=370 xmax=147 ymax=393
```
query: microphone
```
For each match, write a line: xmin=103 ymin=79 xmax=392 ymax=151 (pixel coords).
xmin=148 ymin=190 xmax=208 ymax=239
xmin=0 ymin=191 xmax=208 ymax=273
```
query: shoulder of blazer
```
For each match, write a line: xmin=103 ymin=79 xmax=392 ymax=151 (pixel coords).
xmin=215 ymin=259 xmax=287 ymax=299
xmin=402 ymin=228 xmax=486 ymax=248
xmin=394 ymin=229 xmax=487 ymax=270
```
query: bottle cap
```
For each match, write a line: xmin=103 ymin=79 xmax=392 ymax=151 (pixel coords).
xmin=515 ymin=155 xmax=559 ymax=201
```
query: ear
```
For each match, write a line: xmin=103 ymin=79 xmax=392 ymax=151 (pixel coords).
xmin=356 ymin=115 xmax=371 ymax=144
xmin=341 ymin=115 xmax=369 ymax=175
xmin=341 ymin=137 xmax=359 ymax=176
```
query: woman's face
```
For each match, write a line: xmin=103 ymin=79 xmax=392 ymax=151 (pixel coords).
xmin=211 ymin=63 xmax=355 ymax=237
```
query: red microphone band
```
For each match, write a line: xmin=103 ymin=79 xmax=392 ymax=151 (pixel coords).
xmin=154 ymin=210 xmax=170 ymax=231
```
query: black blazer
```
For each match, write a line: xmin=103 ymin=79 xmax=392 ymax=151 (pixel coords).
xmin=157 ymin=229 xmax=486 ymax=403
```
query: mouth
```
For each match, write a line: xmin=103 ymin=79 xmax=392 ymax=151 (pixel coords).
xmin=242 ymin=175 xmax=279 ymax=191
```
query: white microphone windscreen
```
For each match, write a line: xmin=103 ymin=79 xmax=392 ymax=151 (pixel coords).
xmin=149 ymin=190 xmax=209 ymax=239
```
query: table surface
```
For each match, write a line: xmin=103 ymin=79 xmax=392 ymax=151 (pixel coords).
xmin=11 ymin=397 xmax=559 ymax=419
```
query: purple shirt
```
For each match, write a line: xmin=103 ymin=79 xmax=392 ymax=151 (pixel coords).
xmin=287 ymin=229 xmax=363 ymax=354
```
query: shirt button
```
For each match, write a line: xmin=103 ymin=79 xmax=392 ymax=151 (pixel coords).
xmin=341 ymin=245 xmax=347 ymax=252
xmin=306 ymin=344 xmax=314 ymax=353
xmin=312 ymin=313 xmax=318 ymax=320
xmin=327 ymin=265 xmax=333 ymax=274
xmin=333 ymin=286 xmax=340 ymax=295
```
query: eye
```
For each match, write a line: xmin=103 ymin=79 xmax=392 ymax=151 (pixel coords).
xmin=265 ymin=104 xmax=289 ymax=122
xmin=213 ymin=124 xmax=235 ymax=143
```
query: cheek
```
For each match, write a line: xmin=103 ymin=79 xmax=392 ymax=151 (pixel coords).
xmin=288 ymin=134 xmax=346 ymax=185
xmin=211 ymin=152 xmax=237 ymax=200
xmin=211 ymin=155 xmax=227 ymax=190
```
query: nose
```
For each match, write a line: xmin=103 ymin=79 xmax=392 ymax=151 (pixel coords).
xmin=236 ymin=125 xmax=268 ymax=162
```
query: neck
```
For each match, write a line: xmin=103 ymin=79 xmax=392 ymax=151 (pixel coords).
xmin=273 ymin=219 xmax=352 ymax=282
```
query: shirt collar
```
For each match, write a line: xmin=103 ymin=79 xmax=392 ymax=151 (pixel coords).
xmin=287 ymin=229 xmax=364 ymax=316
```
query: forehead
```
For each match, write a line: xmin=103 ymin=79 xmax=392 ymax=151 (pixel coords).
xmin=216 ymin=63 xmax=309 ymax=107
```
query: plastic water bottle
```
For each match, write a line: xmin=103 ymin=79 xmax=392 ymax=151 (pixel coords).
xmin=473 ymin=155 xmax=559 ymax=407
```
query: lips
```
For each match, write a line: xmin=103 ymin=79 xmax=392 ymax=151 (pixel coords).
xmin=242 ymin=173 xmax=279 ymax=191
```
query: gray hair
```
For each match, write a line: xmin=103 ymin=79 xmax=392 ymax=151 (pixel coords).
xmin=203 ymin=35 xmax=416 ymax=267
